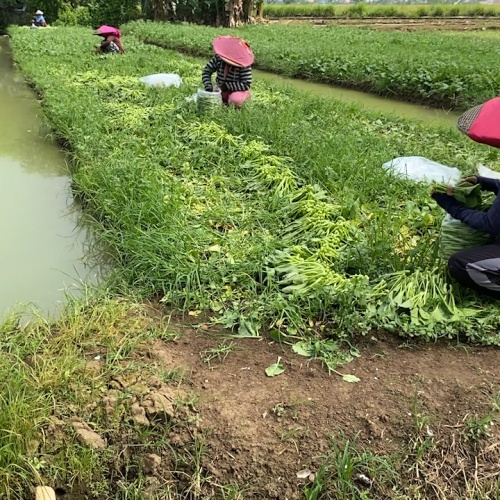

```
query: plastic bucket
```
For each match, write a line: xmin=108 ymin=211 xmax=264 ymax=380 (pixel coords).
xmin=197 ymin=88 xmax=222 ymax=112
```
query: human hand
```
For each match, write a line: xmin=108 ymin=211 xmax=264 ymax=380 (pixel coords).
xmin=462 ymin=175 xmax=478 ymax=184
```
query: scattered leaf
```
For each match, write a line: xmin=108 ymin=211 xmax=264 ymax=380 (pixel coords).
xmin=265 ymin=357 xmax=285 ymax=377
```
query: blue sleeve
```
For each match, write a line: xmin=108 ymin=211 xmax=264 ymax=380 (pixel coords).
xmin=432 ymin=192 xmax=500 ymax=236
xmin=477 ymin=176 xmax=500 ymax=194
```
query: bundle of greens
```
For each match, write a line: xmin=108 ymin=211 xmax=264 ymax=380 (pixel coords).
xmin=440 ymin=215 xmax=494 ymax=260
xmin=432 ymin=180 xmax=482 ymax=208
xmin=433 ymin=180 xmax=494 ymax=259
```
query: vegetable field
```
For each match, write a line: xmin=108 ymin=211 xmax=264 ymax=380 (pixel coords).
xmin=124 ymin=21 xmax=500 ymax=110
xmin=264 ymin=3 xmax=500 ymax=18
xmin=8 ymin=26 xmax=500 ymax=346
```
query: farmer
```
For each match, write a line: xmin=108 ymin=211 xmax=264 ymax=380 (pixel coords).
xmin=432 ymin=176 xmax=500 ymax=299
xmin=93 ymin=25 xmax=124 ymax=54
xmin=202 ymin=36 xmax=253 ymax=108
xmin=31 ymin=10 xmax=47 ymax=27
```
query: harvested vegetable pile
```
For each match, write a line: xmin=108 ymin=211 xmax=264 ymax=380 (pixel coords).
xmin=9 ymin=27 xmax=500 ymax=344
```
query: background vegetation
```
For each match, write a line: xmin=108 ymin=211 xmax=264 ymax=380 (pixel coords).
xmin=124 ymin=21 xmax=500 ymax=110
xmin=264 ymin=3 xmax=500 ymax=18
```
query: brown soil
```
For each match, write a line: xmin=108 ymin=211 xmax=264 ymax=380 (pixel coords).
xmin=269 ymin=17 xmax=500 ymax=31
xmin=132 ymin=312 xmax=500 ymax=498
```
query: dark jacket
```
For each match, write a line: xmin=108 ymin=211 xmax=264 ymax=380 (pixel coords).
xmin=433 ymin=176 xmax=500 ymax=235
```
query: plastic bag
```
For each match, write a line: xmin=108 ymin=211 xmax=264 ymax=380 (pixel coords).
xmin=477 ymin=163 xmax=500 ymax=180
xmin=382 ymin=156 xmax=461 ymax=185
xmin=139 ymin=74 xmax=182 ymax=88
xmin=439 ymin=214 xmax=494 ymax=260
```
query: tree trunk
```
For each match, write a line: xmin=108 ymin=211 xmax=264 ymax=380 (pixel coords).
xmin=225 ymin=0 xmax=252 ymax=27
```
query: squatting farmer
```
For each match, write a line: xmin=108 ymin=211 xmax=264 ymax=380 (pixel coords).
xmin=31 ymin=10 xmax=47 ymax=27
xmin=202 ymin=36 xmax=253 ymax=108
xmin=432 ymin=98 xmax=500 ymax=299
xmin=93 ymin=25 xmax=124 ymax=54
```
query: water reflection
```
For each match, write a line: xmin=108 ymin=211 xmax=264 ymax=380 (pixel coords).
xmin=0 ymin=37 xmax=97 ymax=320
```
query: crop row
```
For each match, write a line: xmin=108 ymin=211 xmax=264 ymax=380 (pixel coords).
xmin=123 ymin=21 xmax=500 ymax=110
xmin=264 ymin=3 xmax=500 ymax=19
xmin=8 ymin=26 xmax=500 ymax=343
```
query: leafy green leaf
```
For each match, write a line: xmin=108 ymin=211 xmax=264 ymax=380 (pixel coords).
xmin=265 ymin=357 xmax=285 ymax=377
xmin=292 ymin=341 xmax=312 ymax=357
xmin=342 ymin=374 xmax=360 ymax=383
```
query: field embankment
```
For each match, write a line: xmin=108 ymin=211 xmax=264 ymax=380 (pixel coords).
xmin=123 ymin=21 xmax=500 ymax=110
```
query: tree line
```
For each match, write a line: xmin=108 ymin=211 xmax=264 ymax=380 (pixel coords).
xmin=0 ymin=0 xmax=256 ymax=32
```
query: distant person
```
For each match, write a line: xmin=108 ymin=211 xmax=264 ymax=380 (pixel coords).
xmin=31 ymin=10 xmax=47 ymax=27
xmin=202 ymin=36 xmax=254 ymax=108
xmin=93 ymin=25 xmax=124 ymax=54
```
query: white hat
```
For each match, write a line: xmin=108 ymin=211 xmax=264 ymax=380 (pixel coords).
xmin=35 ymin=10 xmax=43 ymax=15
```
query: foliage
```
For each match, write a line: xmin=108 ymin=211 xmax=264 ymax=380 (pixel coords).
xmin=8 ymin=26 xmax=500 ymax=344
xmin=264 ymin=3 xmax=500 ymax=19
xmin=124 ymin=20 xmax=500 ymax=110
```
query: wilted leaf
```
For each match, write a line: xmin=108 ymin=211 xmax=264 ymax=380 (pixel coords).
xmin=296 ymin=469 xmax=312 ymax=479
xmin=342 ymin=374 xmax=360 ymax=383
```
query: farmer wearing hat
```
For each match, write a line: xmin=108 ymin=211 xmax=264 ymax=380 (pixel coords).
xmin=202 ymin=36 xmax=253 ymax=108
xmin=93 ymin=25 xmax=124 ymax=54
xmin=432 ymin=97 xmax=500 ymax=299
xmin=31 ymin=10 xmax=47 ymax=27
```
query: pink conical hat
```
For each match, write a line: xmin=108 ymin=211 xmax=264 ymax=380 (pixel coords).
xmin=458 ymin=97 xmax=500 ymax=149
xmin=94 ymin=25 xmax=121 ymax=37
xmin=213 ymin=36 xmax=254 ymax=68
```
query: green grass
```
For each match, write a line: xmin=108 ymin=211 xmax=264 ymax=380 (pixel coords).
xmin=8 ymin=26 xmax=500 ymax=344
xmin=123 ymin=21 xmax=500 ymax=109
xmin=264 ymin=3 xmax=500 ymax=19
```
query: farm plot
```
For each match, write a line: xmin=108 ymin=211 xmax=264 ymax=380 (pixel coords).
xmin=8 ymin=26 xmax=500 ymax=346
xmin=124 ymin=21 xmax=500 ymax=110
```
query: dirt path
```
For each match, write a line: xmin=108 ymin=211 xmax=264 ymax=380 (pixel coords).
xmin=138 ymin=314 xmax=500 ymax=498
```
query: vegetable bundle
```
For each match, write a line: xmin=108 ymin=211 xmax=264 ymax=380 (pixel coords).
xmin=433 ymin=181 xmax=482 ymax=208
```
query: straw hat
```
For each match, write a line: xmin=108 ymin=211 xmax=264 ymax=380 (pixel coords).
xmin=35 ymin=10 xmax=43 ymax=15
xmin=213 ymin=36 xmax=254 ymax=68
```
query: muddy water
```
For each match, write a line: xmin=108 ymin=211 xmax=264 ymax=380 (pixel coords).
xmin=0 ymin=37 xmax=94 ymax=320
xmin=254 ymin=69 xmax=460 ymax=127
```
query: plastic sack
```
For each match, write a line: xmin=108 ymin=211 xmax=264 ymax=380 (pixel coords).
xmin=477 ymin=164 xmax=500 ymax=180
xmin=139 ymin=74 xmax=182 ymax=88
xmin=439 ymin=214 xmax=494 ymax=260
xmin=382 ymin=156 xmax=461 ymax=185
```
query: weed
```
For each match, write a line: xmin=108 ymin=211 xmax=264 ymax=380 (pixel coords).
xmin=201 ymin=340 xmax=236 ymax=367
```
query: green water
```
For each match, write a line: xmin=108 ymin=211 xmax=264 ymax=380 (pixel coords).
xmin=254 ymin=69 xmax=460 ymax=127
xmin=0 ymin=37 xmax=94 ymax=319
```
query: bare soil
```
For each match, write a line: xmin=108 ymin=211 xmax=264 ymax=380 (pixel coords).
xmin=132 ymin=311 xmax=500 ymax=498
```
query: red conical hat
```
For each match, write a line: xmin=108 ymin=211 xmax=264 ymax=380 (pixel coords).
xmin=458 ymin=97 xmax=500 ymax=149
xmin=213 ymin=36 xmax=254 ymax=68
xmin=93 ymin=25 xmax=121 ymax=38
